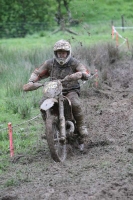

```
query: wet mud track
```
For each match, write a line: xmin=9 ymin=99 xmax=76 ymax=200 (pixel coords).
xmin=1 ymin=60 xmax=133 ymax=200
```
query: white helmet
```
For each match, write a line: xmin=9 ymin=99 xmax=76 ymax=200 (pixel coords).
xmin=53 ymin=39 xmax=71 ymax=65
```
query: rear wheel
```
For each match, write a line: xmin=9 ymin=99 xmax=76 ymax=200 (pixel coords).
xmin=45 ymin=112 xmax=67 ymax=162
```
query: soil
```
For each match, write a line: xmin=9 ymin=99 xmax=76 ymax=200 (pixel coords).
xmin=1 ymin=59 xmax=133 ymax=200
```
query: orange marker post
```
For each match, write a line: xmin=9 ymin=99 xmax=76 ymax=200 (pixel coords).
xmin=116 ymin=32 xmax=119 ymax=47
xmin=8 ymin=122 xmax=14 ymax=157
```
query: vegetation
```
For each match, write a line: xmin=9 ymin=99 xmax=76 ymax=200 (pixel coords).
xmin=0 ymin=0 xmax=133 ymax=37
xmin=70 ymin=0 xmax=133 ymax=23
xmin=0 ymin=0 xmax=55 ymax=37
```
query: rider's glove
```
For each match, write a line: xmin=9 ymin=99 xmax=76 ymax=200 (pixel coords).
xmin=82 ymin=72 xmax=90 ymax=80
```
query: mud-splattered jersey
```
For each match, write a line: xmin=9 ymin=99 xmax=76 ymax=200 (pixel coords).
xmin=29 ymin=57 xmax=89 ymax=94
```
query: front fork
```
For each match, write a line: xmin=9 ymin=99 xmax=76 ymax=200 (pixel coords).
xmin=41 ymin=95 xmax=66 ymax=141
xmin=59 ymin=94 xmax=66 ymax=140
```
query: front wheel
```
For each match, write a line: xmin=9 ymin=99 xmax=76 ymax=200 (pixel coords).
xmin=45 ymin=111 xmax=67 ymax=162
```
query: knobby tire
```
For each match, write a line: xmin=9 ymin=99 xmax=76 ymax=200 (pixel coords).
xmin=45 ymin=113 xmax=67 ymax=162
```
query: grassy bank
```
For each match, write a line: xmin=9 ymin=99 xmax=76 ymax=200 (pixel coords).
xmin=70 ymin=0 xmax=133 ymax=23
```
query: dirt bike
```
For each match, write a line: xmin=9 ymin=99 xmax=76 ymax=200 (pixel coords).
xmin=39 ymin=72 xmax=86 ymax=162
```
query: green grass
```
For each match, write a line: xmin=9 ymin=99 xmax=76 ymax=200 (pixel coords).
xmin=0 ymin=111 xmax=44 ymax=175
xmin=0 ymin=25 xmax=132 ymax=51
xmin=70 ymin=0 xmax=133 ymax=23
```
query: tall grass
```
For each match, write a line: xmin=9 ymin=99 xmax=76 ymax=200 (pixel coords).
xmin=0 ymin=46 xmax=46 ymax=170
xmin=0 ymin=47 xmax=52 ymax=122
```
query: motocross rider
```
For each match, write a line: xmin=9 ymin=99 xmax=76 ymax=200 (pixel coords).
xmin=23 ymin=39 xmax=90 ymax=151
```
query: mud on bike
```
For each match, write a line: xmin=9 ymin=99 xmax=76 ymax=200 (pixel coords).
xmin=37 ymin=72 xmax=89 ymax=162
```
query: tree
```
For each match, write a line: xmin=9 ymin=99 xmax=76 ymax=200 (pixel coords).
xmin=54 ymin=0 xmax=78 ymax=35
xmin=0 ymin=0 xmax=55 ymax=37
xmin=55 ymin=0 xmax=72 ymax=25
xmin=0 ymin=0 xmax=78 ymax=38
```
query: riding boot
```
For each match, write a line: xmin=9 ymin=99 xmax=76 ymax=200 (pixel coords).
xmin=72 ymin=107 xmax=88 ymax=138
xmin=73 ymin=108 xmax=88 ymax=152
xmin=66 ymin=92 xmax=88 ymax=139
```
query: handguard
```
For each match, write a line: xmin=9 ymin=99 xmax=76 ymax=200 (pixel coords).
xmin=23 ymin=82 xmax=43 ymax=91
xmin=82 ymin=72 xmax=90 ymax=80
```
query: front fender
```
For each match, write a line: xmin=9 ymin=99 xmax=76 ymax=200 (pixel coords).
xmin=40 ymin=98 xmax=58 ymax=111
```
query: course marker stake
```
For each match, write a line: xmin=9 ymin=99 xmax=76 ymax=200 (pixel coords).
xmin=8 ymin=122 xmax=14 ymax=157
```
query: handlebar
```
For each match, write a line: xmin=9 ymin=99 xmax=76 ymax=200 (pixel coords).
xmin=23 ymin=72 xmax=91 ymax=92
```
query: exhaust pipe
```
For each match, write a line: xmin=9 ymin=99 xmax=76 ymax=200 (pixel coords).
xmin=66 ymin=120 xmax=75 ymax=135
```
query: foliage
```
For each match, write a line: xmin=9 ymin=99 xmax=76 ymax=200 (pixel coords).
xmin=55 ymin=0 xmax=72 ymax=25
xmin=0 ymin=0 xmax=133 ymax=38
xmin=0 ymin=0 xmax=55 ymax=37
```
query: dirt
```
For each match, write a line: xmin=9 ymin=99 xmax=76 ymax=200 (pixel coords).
xmin=1 ymin=59 xmax=133 ymax=200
